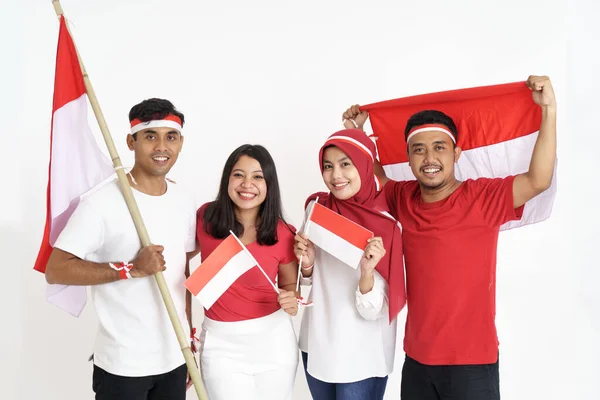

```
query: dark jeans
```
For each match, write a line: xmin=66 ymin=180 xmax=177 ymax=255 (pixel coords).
xmin=401 ymin=354 xmax=500 ymax=400
xmin=302 ymin=352 xmax=388 ymax=400
xmin=92 ymin=364 xmax=187 ymax=400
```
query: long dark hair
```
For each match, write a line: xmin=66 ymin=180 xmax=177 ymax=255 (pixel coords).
xmin=204 ymin=144 xmax=288 ymax=246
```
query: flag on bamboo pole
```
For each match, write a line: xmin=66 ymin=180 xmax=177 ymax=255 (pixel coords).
xmin=33 ymin=16 xmax=114 ymax=317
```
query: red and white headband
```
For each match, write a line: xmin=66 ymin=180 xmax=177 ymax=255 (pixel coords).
xmin=324 ymin=135 xmax=375 ymax=162
xmin=130 ymin=114 xmax=183 ymax=134
xmin=406 ymin=123 xmax=456 ymax=144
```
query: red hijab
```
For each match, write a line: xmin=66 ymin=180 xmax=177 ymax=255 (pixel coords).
xmin=306 ymin=129 xmax=406 ymax=322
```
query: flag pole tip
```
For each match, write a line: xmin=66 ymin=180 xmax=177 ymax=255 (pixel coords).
xmin=52 ymin=0 xmax=64 ymax=17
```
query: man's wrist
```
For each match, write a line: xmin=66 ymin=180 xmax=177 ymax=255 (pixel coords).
xmin=109 ymin=261 xmax=133 ymax=279
xmin=542 ymin=104 xmax=557 ymax=116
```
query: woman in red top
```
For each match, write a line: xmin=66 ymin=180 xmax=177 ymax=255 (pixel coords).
xmin=194 ymin=144 xmax=299 ymax=400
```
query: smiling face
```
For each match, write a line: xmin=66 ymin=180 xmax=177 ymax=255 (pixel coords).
xmin=407 ymin=129 xmax=461 ymax=191
xmin=321 ymin=146 xmax=361 ymax=200
xmin=127 ymin=127 xmax=183 ymax=177
xmin=227 ymin=155 xmax=268 ymax=212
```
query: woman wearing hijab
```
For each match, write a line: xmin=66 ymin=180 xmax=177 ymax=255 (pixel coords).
xmin=295 ymin=129 xmax=406 ymax=400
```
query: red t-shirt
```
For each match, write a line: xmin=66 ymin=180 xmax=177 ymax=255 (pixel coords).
xmin=196 ymin=203 xmax=296 ymax=322
xmin=383 ymin=176 xmax=523 ymax=365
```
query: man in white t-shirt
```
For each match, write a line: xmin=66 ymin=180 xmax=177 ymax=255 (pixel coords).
xmin=46 ymin=98 xmax=197 ymax=400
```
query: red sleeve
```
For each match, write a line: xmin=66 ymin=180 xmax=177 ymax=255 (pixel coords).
xmin=278 ymin=222 xmax=297 ymax=265
xmin=475 ymin=176 xmax=524 ymax=227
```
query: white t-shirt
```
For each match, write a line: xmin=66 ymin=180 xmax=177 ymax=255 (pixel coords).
xmin=54 ymin=179 xmax=197 ymax=377
xmin=298 ymin=249 xmax=397 ymax=383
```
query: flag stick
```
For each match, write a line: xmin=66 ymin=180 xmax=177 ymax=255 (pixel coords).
xmin=295 ymin=197 xmax=318 ymax=291
xmin=295 ymin=255 xmax=303 ymax=292
xmin=229 ymin=231 xmax=280 ymax=294
xmin=51 ymin=2 xmax=208 ymax=399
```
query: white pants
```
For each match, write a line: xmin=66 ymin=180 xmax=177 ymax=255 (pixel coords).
xmin=199 ymin=309 xmax=299 ymax=400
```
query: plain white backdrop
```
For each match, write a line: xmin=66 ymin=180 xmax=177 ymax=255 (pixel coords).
xmin=2 ymin=0 xmax=599 ymax=399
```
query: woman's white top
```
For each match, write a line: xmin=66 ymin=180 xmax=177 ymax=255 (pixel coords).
xmin=298 ymin=249 xmax=397 ymax=383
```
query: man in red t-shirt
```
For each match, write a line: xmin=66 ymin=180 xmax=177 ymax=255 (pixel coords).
xmin=342 ymin=75 xmax=557 ymax=399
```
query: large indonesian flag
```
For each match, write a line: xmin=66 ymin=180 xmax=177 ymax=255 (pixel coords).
xmin=362 ymin=81 xmax=557 ymax=230
xmin=33 ymin=16 xmax=114 ymax=316
xmin=303 ymin=200 xmax=373 ymax=269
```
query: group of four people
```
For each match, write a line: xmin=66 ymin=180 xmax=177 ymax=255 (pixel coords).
xmin=45 ymin=74 xmax=557 ymax=400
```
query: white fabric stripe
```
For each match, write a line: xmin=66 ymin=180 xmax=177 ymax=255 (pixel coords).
xmin=325 ymin=136 xmax=374 ymax=161
xmin=310 ymin=222 xmax=365 ymax=269
xmin=406 ymin=127 xmax=456 ymax=144
xmin=196 ymin=250 xmax=256 ymax=309
xmin=131 ymin=119 xmax=182 ymax=134
xmin=50 ymin=95 xmax=114 ymax=241
xmin=382 ymin=131 xmax=557 ymax=231
xmin=48 ymin=94 xmax=114 ymax=317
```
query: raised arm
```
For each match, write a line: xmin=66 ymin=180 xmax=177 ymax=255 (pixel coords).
xmin=342 ymin=104 xmax=391 ymax=186
xmin=513 ymin=75 xmax=557 ymax=208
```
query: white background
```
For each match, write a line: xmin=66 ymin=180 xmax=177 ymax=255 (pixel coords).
xmin=2 ymin=0 xmax=599 ymax=399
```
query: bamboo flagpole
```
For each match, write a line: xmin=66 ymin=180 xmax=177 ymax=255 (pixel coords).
xmin=51 ymin=1 xmax=208 ymax=398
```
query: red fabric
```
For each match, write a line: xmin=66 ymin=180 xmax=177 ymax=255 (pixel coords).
xmin=34 ymin=16 xmax=87 ymax=274
xmin=118 ymin=269 xmax=128 ymax=280
xmin=361 ymin=81 xmax=542 ymax=165
xmin=306 ymin=128 xmax=406 ymax=322
xmin=383 ymin=176 xmax=524 ymax=365
xmin=196 ymin=203 xmax=296 ymax=322
xmin=130 ymin=114 xmax=182 ymax=127
xmin=52 ymin=17 xmax=86 ymax=111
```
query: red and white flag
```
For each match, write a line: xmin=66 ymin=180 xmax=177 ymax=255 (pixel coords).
xmin=303 ymin=201 xmax=373 ymax=269
xmin=185 ymin=234 xmax=258 ymax=309
xmin=362 ymin=81 xmax=557 ymax=230
xmin=33 ymin=17 xmax=114 ymax=316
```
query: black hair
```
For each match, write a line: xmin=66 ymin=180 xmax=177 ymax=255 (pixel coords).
xmin=404 ymin=110 xmax=458 ymax=144
xmin=128 ymin=98 xmax=185 ymax=140
xmin=203 ymin=144 xmax=289 ymax=246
